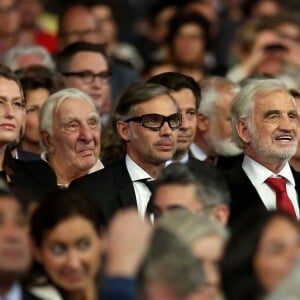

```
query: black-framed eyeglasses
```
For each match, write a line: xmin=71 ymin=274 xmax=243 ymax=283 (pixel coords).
xmin=124 ymin=113 xmax=182 ymax=131
xmin=62 ymin=70 xmax=111 ymax=84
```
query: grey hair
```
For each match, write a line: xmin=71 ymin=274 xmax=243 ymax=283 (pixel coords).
xmin=156 ymin=209 xmax=228 ymax=247
xmin=39 ymin=88 xmax=99 ymax=149
xmin=231 ymin=78 xmax=290 ymax=148
xmin=2 ymin=46 xmax=55 ymax=70
xmin=139 ymin=220 xmax=206 ymax=298
xmin=154 ymin=163 xmax=231 ymax=207
xmin=199 ymin=76 xmax=240 ymax=117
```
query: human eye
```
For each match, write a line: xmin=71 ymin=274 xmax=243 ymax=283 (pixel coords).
xmin=51 ymin=243 xmax=66 ymax=255
xmin=64 ymin=122 xmax=79 ymax=132
xmin=76 ymin=238 xmax=91 ymax=251
xmin=186 ymin=109 xmax=196 ymax=117
xmin=88 ymin=118 xmax=99 ymax=128
xmin=169 ymin=114 xmax=181 ymax=126
xmin=12 ymin=100 xmax=24 ymax=109
xmin=26 ymin=107 xmax=38 ymax=114
xmin=144 ymin=114 xmax=162 ymax=126
xmin=288 ymin=112 xmax=298 ymax=120
xmin=264 ymin=113 xmax=280 ymax=123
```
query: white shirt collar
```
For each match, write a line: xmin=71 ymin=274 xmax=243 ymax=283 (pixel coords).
xmin=125 ymin=154 xmax=153 ymax=182
xmin=2 ymin=282 xmax=22 ymax=300
xmin=242 ymin=155 xmax=295 ymax=186
xmin=166 ymin=152 xmax=189 ymax=166
xmin=190 ymin=143 xmax=207 ymax=161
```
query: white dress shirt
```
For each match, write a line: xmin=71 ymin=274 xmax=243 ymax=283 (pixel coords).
xmin=2 ymin=283 xmax=22 ymax=300
xmin=242 ymin=155 xmax=299 ymax=218
xmin=190 ymin=143 xmax=207 ymax=161
xmin=126 ymin=155 xmax=153 ymax=217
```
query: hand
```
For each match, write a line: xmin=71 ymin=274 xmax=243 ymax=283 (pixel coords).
xmin=105 ymin=209 xmax=153 ymax=277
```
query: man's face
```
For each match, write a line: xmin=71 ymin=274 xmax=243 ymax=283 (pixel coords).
xmin=58 ymin=6 xmax=100 ymax=50
xmin=153 ymin=183 xmax=203 ymax=218
xmin=0 ymin=0 xmax=20 ymax=36
xmin=203 ymin=89 xmax=242 ymax=156
xmin=117 ymin=94 xmax=178 ymax=170
xmin=171 ymin=88 xmax=197 ymax=158
xmin=173 ymin=23 xmax=205 ymax=66
xmin=63 ymin=51 xmax=110 ymax=114
xmin=0 ymin=77 xmax=24 ymax=147
xmin=45 ymin=98 xmax=101 ymax=180
xmin=240 ymin=90 xmax=298 ymax=166
xmin=0 ymin=196 xmax=31 ymax=279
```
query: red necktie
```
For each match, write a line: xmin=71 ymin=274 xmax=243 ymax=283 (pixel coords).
xmin=265 ymin=177 xmax=296 ymax=218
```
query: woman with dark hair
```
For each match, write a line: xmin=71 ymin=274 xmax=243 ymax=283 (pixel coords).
xmin=16 ymin=65 xmax=65 ymax=155
xmin=221 ymin=210 xmax=300 ymax=300
xmin=29 ymin=188 xmax=105 ymax=300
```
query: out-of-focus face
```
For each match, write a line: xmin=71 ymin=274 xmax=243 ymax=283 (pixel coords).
xmin=151 ymin=6 xmax=177 ymax=45
xmin=203 ymin=87 xmax=242 ymax=156
xmin=171 ymin=88 xmax=197 ymax=159
xmin=191 ymin=235 xmax=224 ymax=300
xmin=117 ymin=94 xmax=179 ymax=171
xmin=58 ymin=6 xmax=100 ymax=50
xmin=36 ymin=215 xmax=102 ymax=293
xmin=0 ymin=196 xmax=31 ymax=278
xmin=173 ymin=23 xmax=205 ymax=66
xmin=254 ymin=30 xmax=286 ymax=76
xmin=24 ymin=87 xmax=49 ymax=147
xmin=153 ymin=183 xmax=203 ymax=218
xmin=90 ymin=5 xmax=116 ymax=45
xmin=19 ymin=0 xmax=42 ymax=28
xmin=253 ymin=216 xmax=300 ymax=292
xmin=63 ymin=51 xmax=110 ymax=114
xmin=0 ymin=77 xmax=24 ymax=148
xmin=0 ymin=0 xmax=20 ymax=36
xmin=44 ymin=98 xmax=101 ymax=181
xmin=239 ymin=90 xmax=298 ymax=168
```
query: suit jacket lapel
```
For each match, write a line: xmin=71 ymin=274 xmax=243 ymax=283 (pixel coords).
xmin=115 ymin=159 xmax=137 ymax=208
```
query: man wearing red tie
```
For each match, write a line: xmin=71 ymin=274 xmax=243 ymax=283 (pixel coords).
xmin=226 ymin=78 xmax=300 ymax=225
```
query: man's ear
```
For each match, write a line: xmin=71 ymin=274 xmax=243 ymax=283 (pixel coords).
xmin=116 ymin=121 xmax=130 ymax=142
xmin=236 ymin=119 xmax=250 ymax=144
xmin=213 ymin=204 xmax=230 ymax=226
xmin=41 ymin=131 xmax=54 ymax=153
xmin=197 ymin=113 xmax=210 ymax=132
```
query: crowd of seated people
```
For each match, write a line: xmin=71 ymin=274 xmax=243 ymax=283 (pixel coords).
xmin=0 ymin=0 xmax=299 ymax=299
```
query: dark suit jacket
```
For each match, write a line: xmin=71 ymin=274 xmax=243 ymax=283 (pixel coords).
xmin=23 ymin=287 xmax=43 ymax=300
xmin=69 ymin=158 xmax=137 ymax=224
xmin=226 ymin=163 xmax=300 ymax=225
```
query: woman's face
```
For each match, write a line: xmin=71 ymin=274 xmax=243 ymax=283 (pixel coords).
xmin=254 ymin=217 xmax=300 ymax=292
xmin=191 ymin=234 xmax=224 ymax=300
xmin=36 ymin=215 xmax=102 ymax=292
xmin=24 ymin=87 xmax=49 ymax=146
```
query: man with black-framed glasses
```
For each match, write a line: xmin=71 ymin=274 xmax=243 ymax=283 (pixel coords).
xmin=56 ymin=41 xmax=111 ymax=118
xmin=70 ymin=83 xmax=181 ymax=222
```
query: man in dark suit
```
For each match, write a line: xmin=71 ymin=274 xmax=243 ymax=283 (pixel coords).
xmin=226 ymin=78 xmax=300 ymax=224
xmin=70 ymin=83 xmax=181 ymax=222
xmin=0 ymin=180 xmax=42 ymax=300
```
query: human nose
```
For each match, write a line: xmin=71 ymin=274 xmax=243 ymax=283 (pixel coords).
xmin=4 ymin=222 xmax=24 ymax=242
xmin=180 ymin=114 xmax=189 ymax=130
xmin=79 ymin=124 xmax=94 ymax=142
xmin=2 ymin=102 xmax=15 ymax=118
xmin=204 ymin=263 xmax=220 ymax=289
xmin=278 ymin=115 xmax=296 ymax=131
xmin=66 ymin=249 xmax=81 ymax=269
xmin=159 ymin=119 xmax=173 ymax=136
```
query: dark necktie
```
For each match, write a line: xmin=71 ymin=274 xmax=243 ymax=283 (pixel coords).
xmin=265 ymin=177 xmax=296 ymax=218
xmin=139 ymin=178 xmax=156 ymax=214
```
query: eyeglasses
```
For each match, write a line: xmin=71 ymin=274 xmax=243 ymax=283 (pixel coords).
xmin=124 ymin=113 xmax=182 ymax=131
xmin=62 ymin=70 xmax=111 ymax=84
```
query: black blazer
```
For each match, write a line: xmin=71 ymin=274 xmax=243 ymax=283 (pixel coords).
xmin=226 ymin=164 xmax=300 ymax=225
xmin=23 ymin=288 xmax=43 ymax=300
xmin=69 ymin=158 xmax=137 ymax=224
